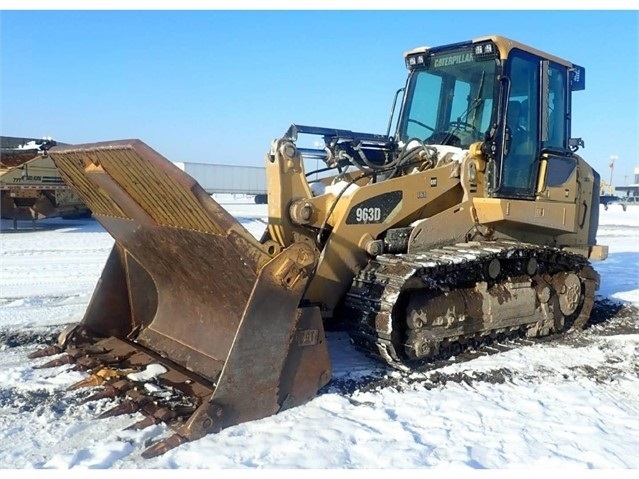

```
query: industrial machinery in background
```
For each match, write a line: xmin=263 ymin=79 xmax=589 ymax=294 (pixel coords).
xmin=31 ymin=35 xmax=607 ymax=457
xmin=1 ymin=136 xmax=91 ymax=228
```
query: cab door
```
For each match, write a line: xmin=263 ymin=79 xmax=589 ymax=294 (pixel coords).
xmin=498 ymin=50 xmax=541 ymax=198
xmin=496 ymin=50 xmax=572 ymax=200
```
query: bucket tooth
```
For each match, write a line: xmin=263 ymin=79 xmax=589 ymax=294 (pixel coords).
xmin=91 ymin=367 xmax=134 ymax=381
xmin=125 ymin=401 xmax=179 ymax=431
xmin=80 ymin=379 xmax=131 ymax=405
xmin=83 ymin=351 xmax=133 ymax=369
xmin=67 ymin=374 xmax=107 ymax=391
xmin=97 ymin=398 xmax=140 ymax=419
xmin=27 ymin=345 xmax=62 ymax=359
xmin=125 ymin=415 xmax=158 ymax=431
xmin=81 ymin=385 xmax=119 ymax=404
xmin=141 ymin=434 xmax=188 ymax=459
xmin=34 ymin=354 xmax=74 ymax=369
xmin=67 ymin=366 xmax=132 ymax=391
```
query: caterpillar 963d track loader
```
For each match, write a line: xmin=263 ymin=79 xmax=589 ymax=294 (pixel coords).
xmin=30 ymin=35 xmax=608 ymax=457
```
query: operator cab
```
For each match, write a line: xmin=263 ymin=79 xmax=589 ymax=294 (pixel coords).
xmin=399 ymin=41 xmax=497 ymax=149
xmin=398 ymin=35 xmax=586 ymax=200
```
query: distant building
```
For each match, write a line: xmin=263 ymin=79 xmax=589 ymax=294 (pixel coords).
xmin=615 ymin=167 xmax=639 ymax=198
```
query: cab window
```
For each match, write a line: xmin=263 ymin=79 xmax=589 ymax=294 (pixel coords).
xmin=543 ymin=65 xmax=568 ymax=150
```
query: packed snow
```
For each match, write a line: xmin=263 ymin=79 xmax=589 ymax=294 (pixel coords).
xmin=0 ymin=197 xmax=637 ymax=470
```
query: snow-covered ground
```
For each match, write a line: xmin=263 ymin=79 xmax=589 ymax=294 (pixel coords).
xmin=0 ymin=197 xmax=637 ymax=469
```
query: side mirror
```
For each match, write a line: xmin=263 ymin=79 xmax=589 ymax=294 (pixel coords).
xmin=570 ymin=65 xmax=586 ymax=91
xmin=569 ymin=137 xmax=584 ymax=151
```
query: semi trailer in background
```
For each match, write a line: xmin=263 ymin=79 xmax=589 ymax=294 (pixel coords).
xmin=172 ymin=161 xmax=268 ymax=203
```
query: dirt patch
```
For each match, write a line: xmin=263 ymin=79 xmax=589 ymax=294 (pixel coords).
xmin=586 ymin=298 xmax=639 ymax=334
xmin=0 ymin=327 xmax=62 ymax=349
xmin=0 ymin=388 xmax=76 ymax=415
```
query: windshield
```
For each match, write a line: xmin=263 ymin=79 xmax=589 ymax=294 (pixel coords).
xmin=398 ymin=49 xmax=498 ymax=149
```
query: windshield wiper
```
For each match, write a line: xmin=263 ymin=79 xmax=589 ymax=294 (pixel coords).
xmin=439 ymin=70 xmax=486 ymax=146
xmin=467 ymin=70 xmax=486 ymax=125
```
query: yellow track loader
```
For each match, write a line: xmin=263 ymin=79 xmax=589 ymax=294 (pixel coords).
xmin=30 ymin=35 xmax=608 ymax=457
xmin=0 ymin=137 xmax=90 ymax=228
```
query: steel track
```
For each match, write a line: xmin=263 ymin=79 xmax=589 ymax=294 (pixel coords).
xmin=343 ymin=240 xmax=599 ymax=371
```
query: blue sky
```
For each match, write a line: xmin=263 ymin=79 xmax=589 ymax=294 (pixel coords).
xmin=1 ymin=10 xmax=638 ymax=184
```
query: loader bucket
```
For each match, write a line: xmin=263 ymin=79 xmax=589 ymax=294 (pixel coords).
xmin=30 ymin=140 xmax=331 ymax=456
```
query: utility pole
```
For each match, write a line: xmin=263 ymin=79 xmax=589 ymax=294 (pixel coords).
xmin=609 ymin=155 xmax=618 ymax=194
